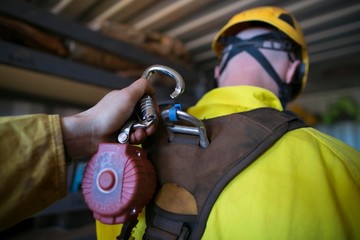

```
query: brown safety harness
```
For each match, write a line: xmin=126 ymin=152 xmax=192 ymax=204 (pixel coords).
xmin=141 ymin=107 xmax=307 ymax=240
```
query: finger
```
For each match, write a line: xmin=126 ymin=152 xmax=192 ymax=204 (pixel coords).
xmin=129 ymin=128 xmax=147 ymax=144
xmin=145 ymin=123 xmax=157 ymax=137
xmin=125 ymin=78 xmax=156 ymax=102
xmin=129 ymin=123 xmax=158 ymax=144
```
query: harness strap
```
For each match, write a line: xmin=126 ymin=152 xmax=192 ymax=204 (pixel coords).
xmin=190 ymin=109 xmax=306 ymax=239
xmin=117 ymin=219 xmax=138 ymax=240
xmin=144 ymin=204 xmax=196 ymax=240
xmin=143 ymin=108 xmax=308 ymax=240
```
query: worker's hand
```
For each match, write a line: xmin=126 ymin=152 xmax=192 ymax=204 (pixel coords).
xmin=61 ymin=78 xmax=158 ymax=159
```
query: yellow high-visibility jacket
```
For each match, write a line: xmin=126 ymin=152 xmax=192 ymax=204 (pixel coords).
xmin=98 ymin=86 xmax=360 ymax=239
xmin=0 ymin=114 xmax=67 ymax=231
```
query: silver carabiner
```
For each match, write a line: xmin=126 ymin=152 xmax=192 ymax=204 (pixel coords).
xmin=142 ymin=64 xmax=185 ymax=99
xmin=118 ymin=65 xmax=185 ymax=144
xmin=135 ymin=65 xmax=185 ymax=128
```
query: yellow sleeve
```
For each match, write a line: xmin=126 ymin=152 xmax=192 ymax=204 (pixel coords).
xmin=0 ymin=114 xmax=67 ymax=230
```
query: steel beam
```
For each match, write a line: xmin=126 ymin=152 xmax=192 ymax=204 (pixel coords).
xmin=0 ymin=0 xmax=197 ymax=83
xmin=0 ymin=40 xmax=132 ymax=89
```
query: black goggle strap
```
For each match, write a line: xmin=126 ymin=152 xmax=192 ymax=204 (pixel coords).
xmin=219 ymin=34 xmax=292 ymax=106
xmin=218 ymin=43 xmax=247 ymax=75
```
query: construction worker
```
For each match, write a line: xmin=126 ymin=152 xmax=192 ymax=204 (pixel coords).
xmin=0 ymin=78 xmax=156 ymax=231
xmin=185 ymin=6 xmax=360 ymax=239
xmin=96 ymin=6 xmax=360 ymax=239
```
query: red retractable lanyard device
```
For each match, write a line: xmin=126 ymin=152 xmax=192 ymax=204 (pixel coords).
xmin=82 ymin=143 xmax=156 ymax=224
xmin=81 ymin=65 xmax=185 ymax=226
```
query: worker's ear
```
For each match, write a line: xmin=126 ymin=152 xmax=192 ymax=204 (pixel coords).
xmin=285 ymin=60 xmax=300 ymax=84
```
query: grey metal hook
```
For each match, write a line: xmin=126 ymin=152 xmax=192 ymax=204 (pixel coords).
xmin=142 ymin=64 xmax=185 ymax=99
xmin=118 ymin=65 xmax=185 ymax=144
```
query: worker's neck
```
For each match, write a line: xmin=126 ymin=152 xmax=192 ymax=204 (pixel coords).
xmin=218 ymin=69 xmax=279 ymax=96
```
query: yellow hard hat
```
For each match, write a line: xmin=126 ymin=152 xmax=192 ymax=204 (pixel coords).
xmin=212 ymin=6 xmax=309 ymax=100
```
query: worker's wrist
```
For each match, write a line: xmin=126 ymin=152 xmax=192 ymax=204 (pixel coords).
xmin=60 ymin=115 xmax=92 ymax=160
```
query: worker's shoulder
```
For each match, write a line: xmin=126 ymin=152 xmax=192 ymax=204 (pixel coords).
xmin=292 ymin=126 xmax=358 ymax=154
xmin=285 ymin=126 xmax=360 ymax=169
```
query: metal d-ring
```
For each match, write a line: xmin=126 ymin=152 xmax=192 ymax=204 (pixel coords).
xmin=161 ymin=109 xmax=209 ymax=148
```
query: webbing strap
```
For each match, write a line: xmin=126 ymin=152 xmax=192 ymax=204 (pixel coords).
xmin=116 ymin=219 xmax=138 ymax=240
xmin=144 ymin=204 xmax=195 ymax=240
xmin=144 ymin=108 xmax=308 ymax=240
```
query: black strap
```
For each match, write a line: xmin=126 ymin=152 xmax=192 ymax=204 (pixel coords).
xmin=144 ymin=204 xmax=196 ymax=240
xmin=245 ymin=46 xmax=290 ymax=105
xmin=218 ymin=33 xmax=295 ymax=107
xmin=117 ymin=219 xmax=138 ymax=240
